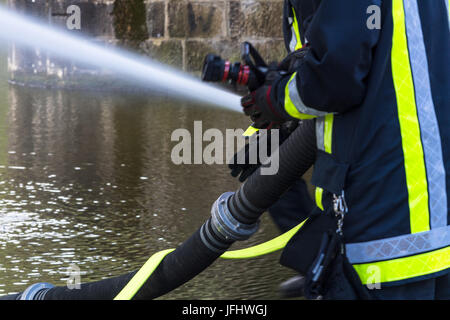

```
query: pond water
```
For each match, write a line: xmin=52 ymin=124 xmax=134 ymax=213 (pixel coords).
xmin=0 ymin=49 xmax=299 ymax=299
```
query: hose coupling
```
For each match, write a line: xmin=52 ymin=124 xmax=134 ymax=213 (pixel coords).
xmin=19 ymin=282 xmax=54 ymax=300
xmin=210 ymin=192 xmax=259 ymax=242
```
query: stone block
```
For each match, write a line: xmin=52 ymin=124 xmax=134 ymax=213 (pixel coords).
xmin=168 ymin=1 xmax=225 ymax=38
xmin=8 ymin=0 xmax=49 ymax=18
xmin=229 ymin=1 xmax=283 ymax=39
xmin=185 ymin=39 xmax=240 ymax=73
xmin=113 ymin=0 xmax=149 ymax=45
xmin=140 ymin=39 xmax=183 ymax=69
xmin=146 ymin=1 xmax=165 ymax=38
xmin=252 ymin=39 xmax=287 ymax=63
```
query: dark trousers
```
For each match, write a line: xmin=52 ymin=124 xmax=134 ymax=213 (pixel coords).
xmin=367 ymin=272 xmax=450 ymax=300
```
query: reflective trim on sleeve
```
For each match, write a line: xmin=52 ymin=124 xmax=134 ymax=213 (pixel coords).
xmin=314 ymin=115 xmax=333 ymax=210
xmin=391 ymin=0 xmax=430 ymax=234
xmin=289 ymin=7 xmax=303 ymax=52
xmin=285 ymin=73 xmax=328 ymax=120
xmin=324 ymin=114 xmax=334 ymax=154
xmin=316 ymin=115 xmax=334 ymax=154
xmin=316 ymin=117 xmax=324 ymax=152
xmin=314 ymin=112 xmax=333 ymax=210
xmin=288 ymin=17 xmax=298 ymax=53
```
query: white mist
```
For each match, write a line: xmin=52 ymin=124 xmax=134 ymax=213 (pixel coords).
xmin=0 ymin=6 xmax=242 ymax=112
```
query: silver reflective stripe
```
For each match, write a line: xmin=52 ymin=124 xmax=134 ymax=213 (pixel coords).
xmin=404 ymin=0 xmax=448 ymax=229
xmin=346 ymin=225 xmax=450 ymax=264
xmin=316 ymin=117 xmax=325 ymax=152
xmin=289 ymin=23 xmax=297 ymax=53
xmin=288 ymin=77 xmax=329 ymax=117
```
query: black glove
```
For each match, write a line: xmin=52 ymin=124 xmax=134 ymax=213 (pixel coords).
xmin=278 ymin=46 xmax=310 ymax=73
xmin=240 ymin=65 xmax=286 ymax=129
xmin=228 ymin=121 xmax=299 ymax=182
xmin=228 ymin=131 xmax=271 ymax=182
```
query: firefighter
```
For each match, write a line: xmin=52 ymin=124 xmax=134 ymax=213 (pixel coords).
xmin=241 ymin=0 xmax=450 ymax=299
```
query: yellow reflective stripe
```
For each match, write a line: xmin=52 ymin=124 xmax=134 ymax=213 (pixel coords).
xmin=221 ymin=219 xmax=307 ymax=259
xmin=353 ymin=246 xmax=450 ymax=284
xmin=114 ymin=248 xmax=175 ymax=300
xmin=285 ymin=74 xmax=316 ymax=120
xmin=291 ymin=7 xmax=303 ymax=50
xmin=392 ymin=0 xmax=430 ymax=233
xmin=243 ymin=125 xmax=259 ymax=137
xmin=314 ymin=116 xmax=332 ymax=211
xmin=315 ymin=187 xmax=324 ymax=211
xmin=115 ymin=220 xmax=309 ymax=299
xmin=324 ymin=114 xmax=334 ymax=154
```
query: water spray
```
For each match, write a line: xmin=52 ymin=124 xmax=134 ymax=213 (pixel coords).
xmin=0 ymin=6 xmax=241 ymax=112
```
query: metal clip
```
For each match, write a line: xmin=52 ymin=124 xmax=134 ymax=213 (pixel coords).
xmin=333 ymin=191 xmax=347 ymax=235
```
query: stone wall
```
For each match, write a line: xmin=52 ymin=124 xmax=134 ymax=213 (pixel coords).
xmin=138 ymin=0 xmax=286 ymax=72
xmin=8 ymin=0 xmax=286 ymax=88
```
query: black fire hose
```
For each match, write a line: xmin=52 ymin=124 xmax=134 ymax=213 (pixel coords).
xmin=230 ymin=120 xmax=317 ymax=223
xmin=0 ymin=119 xmax=316 ymax=300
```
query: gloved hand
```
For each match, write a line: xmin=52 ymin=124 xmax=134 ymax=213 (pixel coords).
xmin=228 ymin=131 xmax=271 ymax=182
xmin=241 ymin=47 xmax=310 ymax=129
xmin=278 ymin=46 xmax=310 ymax=73
xmin=240 ymin=66 xmax=285 ymax=130
xmin=228 ymin=121 xmax=299 ymax=182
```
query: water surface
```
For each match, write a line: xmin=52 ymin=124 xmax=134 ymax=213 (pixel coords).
xmin=0 ymin=51 xmax=298 ymax=299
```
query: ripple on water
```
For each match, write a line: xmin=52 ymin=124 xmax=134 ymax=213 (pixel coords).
xmin=0 ymin=87 xmax=294 ymax=299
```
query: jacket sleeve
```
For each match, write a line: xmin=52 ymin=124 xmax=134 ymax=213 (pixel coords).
xmin=272 ymin=0 xmax=381 ymax=120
